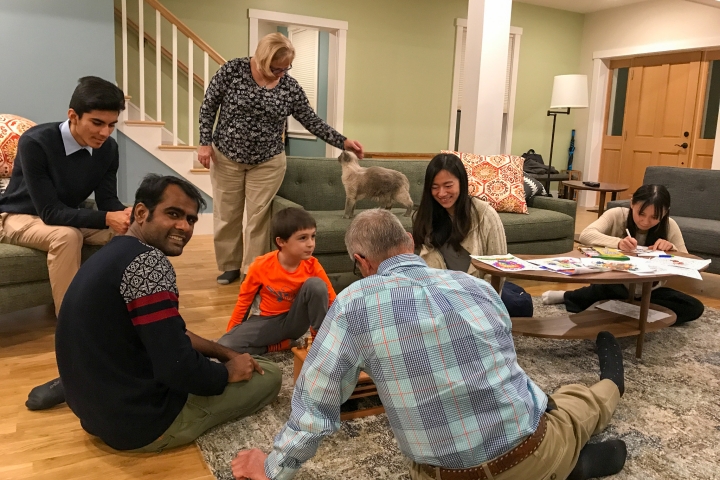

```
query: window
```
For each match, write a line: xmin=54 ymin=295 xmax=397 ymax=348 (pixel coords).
xmin=286 ymin=27 xmax=319 ymax=139
xmin=606 ymin=67 xmax=629 ymax=137
xmin=450 ymin=21 xmax=522 ymax=153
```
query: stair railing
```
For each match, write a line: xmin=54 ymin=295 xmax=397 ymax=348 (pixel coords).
xmin=118 ymin=0 xmax=226 ymax=146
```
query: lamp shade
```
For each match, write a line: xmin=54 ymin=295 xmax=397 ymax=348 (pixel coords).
xmin=550 ymin=74 xmax=588 ymax=109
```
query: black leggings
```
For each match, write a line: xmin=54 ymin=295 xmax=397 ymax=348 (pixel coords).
xmin=564 ymin=284 xmax=704 ymax=325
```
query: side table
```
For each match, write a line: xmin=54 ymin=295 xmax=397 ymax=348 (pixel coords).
xmin=562 ymin=180 xmax=628 ymax=218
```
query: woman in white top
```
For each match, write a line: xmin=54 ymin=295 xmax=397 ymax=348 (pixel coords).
xmin=543 ymin=184 xmax=704 ymax=324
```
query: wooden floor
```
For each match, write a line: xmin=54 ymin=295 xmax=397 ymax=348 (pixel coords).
xmin=1 ymin=207 xmax=718 ymax=479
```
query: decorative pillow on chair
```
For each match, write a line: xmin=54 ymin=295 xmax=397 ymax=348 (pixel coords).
xmin=441 ymin=150 xmax=527 ymax=214
xmin=0 ymin=114 xmax=36 ymax=180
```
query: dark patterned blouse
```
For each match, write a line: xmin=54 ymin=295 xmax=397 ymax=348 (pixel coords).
xmin=199 ymin=57 xmax=346 ymax=165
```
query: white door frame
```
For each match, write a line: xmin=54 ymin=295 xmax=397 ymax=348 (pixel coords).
xmin=248 ymin=9 xmax=348 ymax=157
xmin=582 ymin=36 xmax=720 ymax=206
xmin=448 ymin=19 xmax=522 ymax=153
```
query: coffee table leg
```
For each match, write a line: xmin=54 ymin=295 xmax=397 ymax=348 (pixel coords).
xmin=597 ymin=191 xmax=607 ymax=218
xmin=490 ymin=275 xmax=502 ymax=294
xmin=636 ymin=282 xmax=653 ymax=359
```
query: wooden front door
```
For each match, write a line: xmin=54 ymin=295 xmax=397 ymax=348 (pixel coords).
xmin=620 ymin=52 xmax=702 ymax=198
xmin=597 ymin=51 xmax=720 ymax=200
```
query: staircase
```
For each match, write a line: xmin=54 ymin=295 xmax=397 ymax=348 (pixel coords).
xmin=115 ymin=0 xmax=222 ymax=203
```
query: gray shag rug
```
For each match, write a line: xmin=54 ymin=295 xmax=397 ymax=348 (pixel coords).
xmin=197 ymin=299 xmax=720 ymax=480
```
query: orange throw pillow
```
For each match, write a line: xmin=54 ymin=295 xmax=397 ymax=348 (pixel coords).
xmin=0 ymin=114 xmax=37 ymax=178
xmin=441 ymin=150 xmax=527 ymax=214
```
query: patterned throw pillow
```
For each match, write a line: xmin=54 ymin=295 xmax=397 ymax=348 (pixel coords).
xmin=523 ymin=174 xmax=548 ymax=200
xmin=441 ymin=150 xmax=528 ymax=214
xmin=0 ymin=114 xmax=36 ymax=179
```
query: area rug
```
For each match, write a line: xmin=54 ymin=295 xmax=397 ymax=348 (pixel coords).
xmin=197 ymin=300 xmax=720 ymax=480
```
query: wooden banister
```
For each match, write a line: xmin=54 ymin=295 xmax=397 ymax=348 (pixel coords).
xmin=145 ymin=0 xmax=225 ymax=65
xmin=114 ymin=7 xmax=213 ymax=89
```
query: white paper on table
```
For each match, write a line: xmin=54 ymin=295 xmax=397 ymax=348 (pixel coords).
xmin=579 ymin=256 xmax=656 ymax=275
xmin=595 ymin=300 xmax=671 ymax=323
xmin=470 ymin=254 xmax=545 ymax=272
xmin=648 ymin=257 xmax=711 ymax=271
xmin=528 ymin=257 xmax=602 ymax=275
xmin=637 ymin=250 xmax=670 ymax=258
xmin=642 ymin=263 xmax=704 ymax=280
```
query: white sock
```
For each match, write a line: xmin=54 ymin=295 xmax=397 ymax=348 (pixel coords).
xmin=542 ymin=290 xmax=566 ymax=305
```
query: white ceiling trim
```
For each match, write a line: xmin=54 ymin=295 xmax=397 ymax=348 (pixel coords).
xmin=513 ymin=0 xmax=652 ymax=14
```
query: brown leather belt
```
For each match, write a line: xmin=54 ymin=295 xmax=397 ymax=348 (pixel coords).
xmin=420 ymin=414 xmax=548 ymax=480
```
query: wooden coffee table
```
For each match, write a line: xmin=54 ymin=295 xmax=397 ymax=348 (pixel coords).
xmin=561 ymin=180 xmax=628 ymax=218
xmin=291 ymin=346 xmax=385 ymax=421
xmin=473 ymin=250 xmax=706 ymax=358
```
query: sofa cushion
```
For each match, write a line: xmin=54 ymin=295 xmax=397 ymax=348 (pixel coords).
xmin=499 ymin=207 xmax=575 ymax=243
xmin=671 ymin=216 xmax=720 ymax=256
xmin=0 ymin=243 xmax=105 ymax=287
xmin=308 ymin=208 xmax=413 ymax=255
xmin=0 ymin=243 xmax=50 ymax=286
xmin=643 ymin=167 xmax=720 ymax=221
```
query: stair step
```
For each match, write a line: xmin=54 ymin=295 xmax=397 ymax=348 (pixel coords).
xmin=190 ymin=168 xmax=210 ymax=174
xmin=158 ymin=145 xmax=198 ymax=151
xmin=125 ymin=120 xmax=165 ymax=126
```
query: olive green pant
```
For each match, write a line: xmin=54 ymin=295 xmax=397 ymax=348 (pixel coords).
xmin=132 ymin=357 xmax=282 ymax=453
xmin=409 ymin=379 xmax=620 ymax=480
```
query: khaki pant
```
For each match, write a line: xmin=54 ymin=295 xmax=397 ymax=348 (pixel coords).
xmin=0 ymin=212 xmax=114 ymax=316
xmin=409 ymin=379 xmax=620 ymax=480
xmin=210 ymin=147 xmax=287 ymax=274
xmin=131 ymin=357 xmax=282 ymax=453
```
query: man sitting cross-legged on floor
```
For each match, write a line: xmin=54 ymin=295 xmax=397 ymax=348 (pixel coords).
xmin=231 ymin=208 xmax=629 ymax=480
xmin=55 ymin=174 xmax=281 ymax=452
xmin=218 ymin=207 xmax=336 ymax=354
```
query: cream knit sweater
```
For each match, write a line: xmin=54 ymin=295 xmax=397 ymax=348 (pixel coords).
xmin=578 ymin=207 xmax=687 ymax=253
xmin=420 ymin=197 xmax=507 ymax=283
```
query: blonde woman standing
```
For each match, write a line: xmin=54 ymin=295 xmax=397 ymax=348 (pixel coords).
xmin=198 ymin=33 xmax=363 ymax=284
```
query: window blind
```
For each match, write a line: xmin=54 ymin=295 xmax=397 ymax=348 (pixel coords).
xmin=287 ymin=27 xmax=319 ymax=136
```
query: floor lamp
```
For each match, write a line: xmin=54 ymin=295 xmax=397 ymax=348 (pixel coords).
xmin=546 ymin=74 xmax=588 ymax=193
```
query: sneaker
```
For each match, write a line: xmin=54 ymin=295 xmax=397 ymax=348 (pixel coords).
xmin=217 ymin=270 xmax=241 ymax=285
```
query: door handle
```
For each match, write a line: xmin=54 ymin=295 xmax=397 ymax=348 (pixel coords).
xmin=674 ymin=143 xmax=689 ymax=149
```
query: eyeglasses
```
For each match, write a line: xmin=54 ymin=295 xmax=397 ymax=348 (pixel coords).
xmin=352 ymin=254 xmax=366 ymax=277
xmin=270 ymin=64 xmax=292 ymax=75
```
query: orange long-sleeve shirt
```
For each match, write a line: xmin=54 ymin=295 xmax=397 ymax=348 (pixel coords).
xmin=226 ymin=251 xmax=337 ymax=331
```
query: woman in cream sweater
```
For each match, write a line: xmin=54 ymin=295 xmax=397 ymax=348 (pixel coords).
xmin=412 ymin=154 xmax=531 ymax=317
xmin=543 ymin=184 xmax=704 ymax=324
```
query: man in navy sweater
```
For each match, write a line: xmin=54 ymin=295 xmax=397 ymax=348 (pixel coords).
xmin=0 ymin=76 xmax=132 ymax=313
xmin=55 ymin=174 xmax=281 ymax=452
xmin=0 ymin=76 xmax=132 ymax=409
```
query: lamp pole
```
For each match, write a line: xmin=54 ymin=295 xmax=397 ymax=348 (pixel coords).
xmin=545 ymin=107 xmax=570 ymax=194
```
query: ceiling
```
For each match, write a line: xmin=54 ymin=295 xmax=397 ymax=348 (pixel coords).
xmin=515 ymin=0 xmax=654 ymax=14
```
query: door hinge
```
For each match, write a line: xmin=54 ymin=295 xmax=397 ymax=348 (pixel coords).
xmin=630 ymin=69 xmax=634 ymax=80
xmin=624 ymin=130 xmax=627 ymax=140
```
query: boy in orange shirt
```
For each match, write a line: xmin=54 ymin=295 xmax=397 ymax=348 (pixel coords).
xmin=218 ymin=208 xmax=336 ymax=354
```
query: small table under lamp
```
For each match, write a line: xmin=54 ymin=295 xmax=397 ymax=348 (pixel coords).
xmin=545 ymin=75 xmax=589 ymax=193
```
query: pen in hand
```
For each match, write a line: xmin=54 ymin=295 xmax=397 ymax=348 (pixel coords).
xmin=626 ymin=228 xmax=632 ymax=239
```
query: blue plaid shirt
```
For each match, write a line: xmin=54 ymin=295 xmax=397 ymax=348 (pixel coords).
xmin=265 ymin=254 xmax=547 ymax=480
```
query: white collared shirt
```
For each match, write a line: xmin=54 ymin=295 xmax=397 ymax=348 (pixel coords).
xmin=59 ymin=120 xmax=93 ymax=156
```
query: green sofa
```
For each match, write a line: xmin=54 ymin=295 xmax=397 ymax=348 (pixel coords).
xmin=0 ymin=199 xmax=107 ymax=316
xmin=272 ymin=156 xmax=577 ymax=290
xmin=0 ymin=242 xmax=102 ymax=316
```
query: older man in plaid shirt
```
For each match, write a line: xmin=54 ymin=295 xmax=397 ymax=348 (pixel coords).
xmin=232 ymin=209 xmax=628 ymax=480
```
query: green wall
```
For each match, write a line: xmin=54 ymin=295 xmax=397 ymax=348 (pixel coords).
xmin=124 ymin=0 xmax=584 ymax=160
xmin=160 ymin=0 xmax=468 ymax=153
xmin=509 ymin=3 xmax=584 ymax=171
